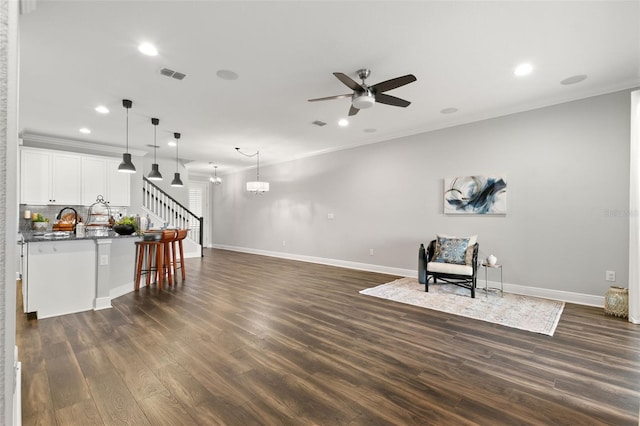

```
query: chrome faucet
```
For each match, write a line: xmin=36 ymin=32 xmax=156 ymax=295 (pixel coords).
xmin=56 ymin=207 xmax=78 ymax=234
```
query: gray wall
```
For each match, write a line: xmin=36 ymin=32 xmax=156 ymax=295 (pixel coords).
xmin=212 ymin=90 xmax=632 ymax=297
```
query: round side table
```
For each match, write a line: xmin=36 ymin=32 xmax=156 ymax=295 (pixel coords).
xmin=481 ymin=263 xmax=503 ymax=297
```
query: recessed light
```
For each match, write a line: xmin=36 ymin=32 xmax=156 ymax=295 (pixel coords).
xmin=560 ymin=74 xmax=588 ymax=85
xmin=79 ymin=128 xmax=91 ymax=134
xmin=168 ymin=139 xmax=177 ymax=147
xmin=440 ymin=107 xmax=458 ymax=114
xmin=216 ymin=69 xmax=239 ymax=80
xmin=138 ymin=42 xmax=158 ymax=56
xmin=95 ymin=105 xmax=109 ymax=114
xmin=514 ymin=63 xmax=533 ymax=77
xmin=363 ymin=128 xmax=377 ymax=133
xmin=338 ymin=119 xmax=349 ymax=127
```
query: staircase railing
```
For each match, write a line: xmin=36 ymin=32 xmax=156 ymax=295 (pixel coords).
xmin=142 ymin=177 xmax=203 ymax=257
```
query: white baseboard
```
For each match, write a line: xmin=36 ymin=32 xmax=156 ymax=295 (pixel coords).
xmin=109 ymin=282 xmax=135 ymax=300
xmin=212 ymin=244 xmax=416 ymax=277
xmin=93 ymin=297 xmax=111 ymax=311
xmin=212 ymin=244 xmax=606 ymax=308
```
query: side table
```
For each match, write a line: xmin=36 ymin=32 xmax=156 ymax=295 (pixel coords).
xmin=481 ymin=263 xmax=503 ymax=297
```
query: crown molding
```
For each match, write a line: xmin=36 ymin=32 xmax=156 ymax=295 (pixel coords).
xmin=20 ymin=132 xmax=148 ymax=157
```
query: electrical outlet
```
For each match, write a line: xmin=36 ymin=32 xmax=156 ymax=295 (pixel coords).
xmin=100 ymin=255 xmax=109 ymax=266
xmin=369 ymin=249 xmax=374 ymax=256
xmin=328 ymin=213 xmax=335 ymax=220
xmin=606 ymin=270 xmax=616 ymax=282
xmin=282 ymin=240 xmax=286 ymax=247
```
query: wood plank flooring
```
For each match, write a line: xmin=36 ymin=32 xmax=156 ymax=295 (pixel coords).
xmin=16 ymin=248 xmax=640 ymax=425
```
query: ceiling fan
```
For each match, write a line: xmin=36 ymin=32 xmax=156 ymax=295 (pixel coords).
xmin=308 ymin=68 xmax=417 ymax=116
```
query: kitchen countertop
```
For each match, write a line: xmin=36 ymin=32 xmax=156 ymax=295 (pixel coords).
xmin=20 ymin=230 xmax=141 ymax=244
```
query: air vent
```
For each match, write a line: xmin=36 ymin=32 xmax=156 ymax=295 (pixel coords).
xmin=312 ymin=120 xmax=327 ymax=127
xmin=160 ymin=68 xmax=187 ymax=80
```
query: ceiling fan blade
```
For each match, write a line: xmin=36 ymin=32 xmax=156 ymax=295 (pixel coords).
xmin=334 ymin=72 xmax=364 ymax=91
xmin=375 ymin=93 xmax=411 ymax=108
xmin=348 ymin=105 xmax=360 ymax=116
xmin=371 ymin=74 xmax=417 ymax=93
xmin=308 ymin=94 xmax=352 ymax=102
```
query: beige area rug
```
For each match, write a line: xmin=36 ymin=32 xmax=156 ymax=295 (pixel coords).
xmin=359 ymin=277 xmax=564 ymax=336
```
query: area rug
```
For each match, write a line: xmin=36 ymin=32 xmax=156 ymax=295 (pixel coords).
xmin=359 ymin=277 xmax=564 ymax=336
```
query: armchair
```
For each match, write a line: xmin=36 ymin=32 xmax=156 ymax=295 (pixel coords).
xmin=420 ymin=237 xmax=479 ymax=298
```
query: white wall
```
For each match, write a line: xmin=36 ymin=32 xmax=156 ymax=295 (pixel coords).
xmin=213 ymin=90 xmax=632 ymax=299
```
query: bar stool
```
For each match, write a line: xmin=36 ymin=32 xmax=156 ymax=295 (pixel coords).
xmin=170 ymin=229 xmax=188 ymax=281
xmin=158 ymin=229 xmax=177 ymax=287
xmin=134 ymin=239 xmax=162 ymax=291
xmin=134 ymin=230 xmax=177 ymax=291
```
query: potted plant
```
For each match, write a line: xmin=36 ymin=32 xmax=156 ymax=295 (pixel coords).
xmin=112 ymin=215 xmax=138 ymax=236
xmin=32 ymin=213 xmax=49 ymax=231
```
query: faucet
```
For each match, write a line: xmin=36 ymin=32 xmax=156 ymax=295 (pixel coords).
xmin=56 ymin=207 xmax=78 ymax=234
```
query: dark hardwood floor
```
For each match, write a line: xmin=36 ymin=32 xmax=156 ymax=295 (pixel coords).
xmin=17 ymin=248 xmax=640 ymax=425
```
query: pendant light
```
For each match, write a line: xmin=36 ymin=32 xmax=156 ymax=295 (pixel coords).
xmin=118 ymin=99 xmax=136 ymax=173
xmin=147 ymin=117 xmax=163 ymax=181
xmin=209 ymin=163 xmax=222 ymax=185
xmin=236 ymin=148 xmax=269 ymax=194
xmin=170 ymin=132 xmax=184 ymax=187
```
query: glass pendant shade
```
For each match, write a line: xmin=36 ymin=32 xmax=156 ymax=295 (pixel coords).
xmin=148 ymin=163 xmax=163 ymax=180
xmin=147 ymin=117 xmax=163 ymax=180
xmin=118 ymin=153 xmax=136 ymax=173
xmin=118 ymin=99 xmax=136 ymax=173
xmin=246 ymin=181 xmax=269 ymax=193
xmin=210 ymin=165 xmax=222 ymax=184
xmin=171 ymin=172 xmax=184 ymax=187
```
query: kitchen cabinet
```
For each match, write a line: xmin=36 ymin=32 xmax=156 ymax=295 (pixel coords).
xmin=24 ymin=239 xmax=95 ymax=318
xmin=21 ymin=147 xmax=130 ymax=206
xmin=106 ymin=158 xmax=131 ymax=206
xmin=20 ymin=148 xmax=81 ymax=205
xmin=81 ymin=157 xmax=130 ymax=206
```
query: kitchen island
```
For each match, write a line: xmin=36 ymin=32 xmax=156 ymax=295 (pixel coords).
xmin=20 ymin=231 xmax=139 ymax=319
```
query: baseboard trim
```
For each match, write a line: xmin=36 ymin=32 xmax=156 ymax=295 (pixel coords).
xmin=109 ymin=282 xmax=134 ymax=300
xmin=93 ymin=297 xmax=111 ymax=311
xmin=212 ymin=244 xmax=606 ymax=308
xmin=212 ymin=244 xmax=415 ymax=278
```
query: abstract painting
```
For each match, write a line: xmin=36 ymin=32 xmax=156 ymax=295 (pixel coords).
xmin=444 ymin=175 xmax=507 ymax=215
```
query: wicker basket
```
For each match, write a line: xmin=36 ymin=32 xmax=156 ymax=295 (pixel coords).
xmin=604 ymin=286 xmax=628 ymax=318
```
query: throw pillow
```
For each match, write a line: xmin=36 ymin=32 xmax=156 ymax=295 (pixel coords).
xmin=434 ymin=234 xmax=477 ymax=265
xmin=434 ymin=236 xmax=470 ymax=264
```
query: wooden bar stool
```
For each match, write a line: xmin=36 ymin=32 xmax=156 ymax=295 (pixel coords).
xmin=134 ymin=240 xmax=162 ymax=291
xmin=159 ymin=230 xmax=177 ymax=287
xmin=170 ymin=229 xmax=188 ymax=281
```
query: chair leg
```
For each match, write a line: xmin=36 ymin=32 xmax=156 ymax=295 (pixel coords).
xmin=135 ymin=244 xmax=144 ymax=291
xmin=179 ymin=239 xmax=185 ymax=280
xmin=156 ymin=244 xmax=163 ymax=291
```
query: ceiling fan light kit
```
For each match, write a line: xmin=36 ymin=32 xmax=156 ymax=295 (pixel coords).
xmin=308 ymin=68 xmax=417 ymax=117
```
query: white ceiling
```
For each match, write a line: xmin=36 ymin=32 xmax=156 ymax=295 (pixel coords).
xmin=18 ymin=1 xmax=640 ymax=176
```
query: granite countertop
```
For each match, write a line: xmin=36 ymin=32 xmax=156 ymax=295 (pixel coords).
xmin=20 ymin=231 xmax=141 ymax=244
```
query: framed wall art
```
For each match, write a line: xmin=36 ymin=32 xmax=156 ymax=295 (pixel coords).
xmin=444 ymin=175 xmax=507 ymax=215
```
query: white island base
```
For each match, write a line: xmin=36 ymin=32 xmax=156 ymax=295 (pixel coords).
xmin=23 ymin=236 xmax=137 ymax=319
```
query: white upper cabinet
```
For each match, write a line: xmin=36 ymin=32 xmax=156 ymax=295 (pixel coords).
xmin=81 ymin=157 xmax=107 ymax=205
xmin=106 ymin=159 xmax=130 ymax=206
xmin=20 ymin=149 xmax=51 ymax=204
xmin=21 ymin=147 xmax=131 ymax=206
xmin=21 ymin=148 xmax=81 ymax=205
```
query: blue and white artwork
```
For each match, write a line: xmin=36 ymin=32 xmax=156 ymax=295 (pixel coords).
xmin=444 ymin=175 xmax=507 ymax=215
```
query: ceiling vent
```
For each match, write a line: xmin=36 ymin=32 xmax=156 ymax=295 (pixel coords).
xmin=312 ymin=120 xmax=327 ymax=127
xmin=160 ymin=68 xmax=187 ymax=80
